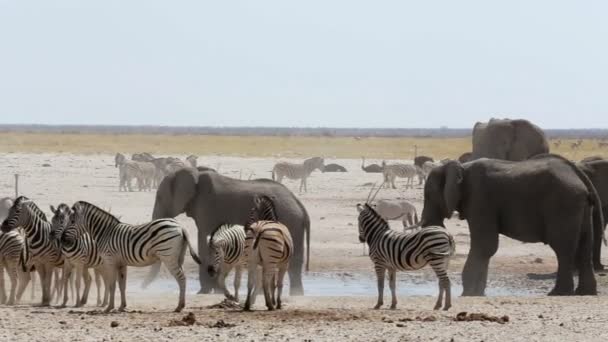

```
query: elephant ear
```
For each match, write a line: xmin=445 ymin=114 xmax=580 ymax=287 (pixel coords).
xmin=443 ymin=161 xmax=464 ymax=217
xmin=170 ymin=168 xmax=199 ymax=215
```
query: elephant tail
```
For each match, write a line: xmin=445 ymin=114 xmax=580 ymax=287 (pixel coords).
xmin=141 ymin=262 xmax=161 ymax=289
xmin=183 ymin=228 xmax=202 ymax=265
xmin=271 ymin=167 xmax=276 ymax=181
xmin=414 ymin=210 xmax=419 ymax=225
xmin=294 ymin=195 xmax=311 ymax=272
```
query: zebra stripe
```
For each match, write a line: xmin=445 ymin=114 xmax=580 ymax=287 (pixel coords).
xmin=115 ymin=153 xmax=155 ymax=191
xmin=357 ymin=203 xmax=455 ymax=310
xmin=244 ymin=195 xmax=292 ymax=311
xmin=207 ymin=224 xmax=246 ymax=301
xmin=272 ymin=157 xmax=324 ymax=192
xmin=67 ymin=200 xmax=201 ymax=312
xmin=0 ymin=196 xmax=64 ymax=306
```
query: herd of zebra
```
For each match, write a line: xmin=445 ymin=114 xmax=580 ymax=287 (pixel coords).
xmin=0 ymin=193 xmax=298 ymax=312
xmin=114 ymin=152 xmax=440 ymax=194
xmin=0 ymin=153 xmax=456 ymax=313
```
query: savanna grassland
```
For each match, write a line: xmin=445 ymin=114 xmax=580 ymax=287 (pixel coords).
xmin=0 ymin=132 xmax=606 ymax=161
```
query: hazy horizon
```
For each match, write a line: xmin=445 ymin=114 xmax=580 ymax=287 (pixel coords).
xmin=1 ymin=1 xmax=606 ymax=129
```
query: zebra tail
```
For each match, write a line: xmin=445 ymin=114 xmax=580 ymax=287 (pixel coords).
xmin=141 ymin=262 xmax=162 ymax=289
xmin=183 ymin=228 xmax=202 ymax=265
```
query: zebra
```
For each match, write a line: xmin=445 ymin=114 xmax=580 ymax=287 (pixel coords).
xmin=382 ymin=162 xmax=421 ymax=189
xmin=0 ymin=229 xmax=32 ymax=305
xmin=0 ymin=196 xmax=65 ymax=306
xmin=372 ymin=199 xmax=419 ymax=230
xmin=244 ymin=195 xmax=293 ymax=311
xmin=356 ymin=187 xmax=455 ymax=310
xmin=207 ymin=224 xmax=247 ymax=302
xmin=272 ymin=157 xmax=325 ymax=192
xmin=50 ymin=203 xmax=107 ymax=308
xmin=66 ymin=200 xmax=201 ymax=312
xmin=186 ymin=155 xmax=198 ymax=168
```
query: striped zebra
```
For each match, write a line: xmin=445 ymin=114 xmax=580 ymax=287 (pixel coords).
xmin=0 ymin=196 xmax=65 ymax=306
xmin=0 ymin=229 xmax=32 ymax=305
xmin=66 ymin=200 xmax=201 ymax=312
xmin=382 ymin=162 xmax=423 ymax=189
xmin=244 ymin=195 xmax=293 ymax=311
xmin=356 ymin=200 xmax=455 ymax=310
xmin=207 ymin=224 xmax=246 ymax=301
xmin=51 ymin=203 xmax=107 ymax=308
xmin=272 ymin=157 xmax=325 ymax=192
xmin=114 ymin=153 xmax=155 ymax=192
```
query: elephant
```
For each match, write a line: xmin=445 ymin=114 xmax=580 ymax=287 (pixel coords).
xmin=578 ymin=157 xmax=608 ymax=270
xmin=419 ymin=154 xmax=602 ymax=296
xmin=152 ymin=168 xmax=310 ymax=295
xmin=471 ymin=118 xmax=549 ymax=161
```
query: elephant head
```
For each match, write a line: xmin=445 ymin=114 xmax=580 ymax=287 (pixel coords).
xmin=152 ymin=168 xmax=200 ymax=219
xmin=420 ymin=161 xmax=464 ymax=227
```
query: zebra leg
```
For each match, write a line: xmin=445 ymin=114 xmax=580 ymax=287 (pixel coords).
xmin=430 ymin=258 xmax=451 ymax=310
xmin=60 ymin=264 xmax=73 ymax=308
xmin=79 ymin=268 xmax=93 ymax=307
xmin=163 ymin=258 xmax=187 ymax=312
xmin=219 ymin=267 xmax=233 ymax=301
xmin=7 ymin=263 xmax=19 ymax=305
xmin=234 ymin=266 xmax=242 ymax=302
xmin=117 ymin=265 xmax=128 ymax=312
xmin=0 ymin=264 xmax=6 ymax=304
xmin=276 ymin=265 xmax=287 ymax=310
xmin=244 ymin=263 xmax=257 ymax=311
xmin=16 ymin=269 xmax=31 ymax=303
xmin=388 ymin=269 xmax=397 ymax=309
xmin=39 ymin=265 xmax=52 ymax=306
xmin=94 ymin=269 xmax=102 ymax=306
xmin=262 ymin=269 xmax=274 ymax=311
xmin=373 ymin=266 xmax=386 ymax=309
xmin=30 ymin=271 xmax=36 ymax=301
xmin=103 ymin=266 xmax=117 ymax=313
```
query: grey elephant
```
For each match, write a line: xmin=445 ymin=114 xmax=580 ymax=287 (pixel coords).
xmin=472 ymin=118 xmax=549 ymax=161
xmin=152 ymin=168 xmax=310 ymax=295
xmin=419 ymin=154 xmax=602 ymax=296
xmin=578 ymin=157 xmax=608 ymax=270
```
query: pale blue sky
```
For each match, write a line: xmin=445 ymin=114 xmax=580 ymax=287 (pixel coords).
xmin=0 ymin=1 xmax=606 ymax=128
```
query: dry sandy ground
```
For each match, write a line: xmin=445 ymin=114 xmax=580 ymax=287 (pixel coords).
xmin=0 ymin=153 xmax=607 ymax=341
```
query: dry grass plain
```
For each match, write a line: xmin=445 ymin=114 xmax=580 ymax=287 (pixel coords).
xmin=1 ymin=132 xmax=608 ymax=341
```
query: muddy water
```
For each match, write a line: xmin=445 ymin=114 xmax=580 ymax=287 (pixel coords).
xmin=130 ymin=272 xmax=542 ymax=298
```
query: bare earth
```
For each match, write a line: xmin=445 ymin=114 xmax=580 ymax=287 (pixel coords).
xmin=1 ymin=153 xmax=607 ymax=341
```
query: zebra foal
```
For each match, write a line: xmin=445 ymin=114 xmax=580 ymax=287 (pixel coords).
xmin=356 ymin=188 xmax=455 ymax=310
xmin=207 ymin=224 xmax=247 ymax=302
xmin=272 ymin=157 xmax=324 ymax=192
xmin=244 ymin=195 xmax=292 ymax=311
xmin=66 ymin=201 xmax=201 ymax=312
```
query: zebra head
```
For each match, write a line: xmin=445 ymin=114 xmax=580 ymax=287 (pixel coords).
xmin=115 ymin=153 xmax=125 ymax=168
xmin=0 ymin=196 xmax=32 ymax=233
xmin=355 ymin=183 xmax=385 ymax=242
xmin=206 ymin=229 xmax=225 ymax=278
xmin=50 ymin=203 xmax=72 ymax=242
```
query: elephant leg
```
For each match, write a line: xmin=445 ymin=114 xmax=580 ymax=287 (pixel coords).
xmin=575 ymin=224 xmax=597 ymax=295
xmin=197 ymin=228 xmax=218 ymax=294
xmin=575 ymin=213 xmax=601 ymax=295
xmin=462 ymin=223 xmax=499 ymax=296
xmin=592 ymin=214 xmax=605 ymax=271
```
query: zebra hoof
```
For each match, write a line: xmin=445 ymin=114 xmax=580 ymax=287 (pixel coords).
xmin=373 ymin=304 xmax=382 ymax=310
xmin=390 ymin=304 xmax=397 ymax=310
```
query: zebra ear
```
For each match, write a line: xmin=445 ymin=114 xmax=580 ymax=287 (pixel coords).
xmin=50 ymin=205 xmax=56 ymax=214
xmin=356 ymin=203 xmax=364 ymax=213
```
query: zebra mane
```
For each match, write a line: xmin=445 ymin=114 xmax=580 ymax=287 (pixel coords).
xmin=19 ymin=197 xmax=48 ymax=221
xmin=72 ymin=200 xmax=121 ymax=228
